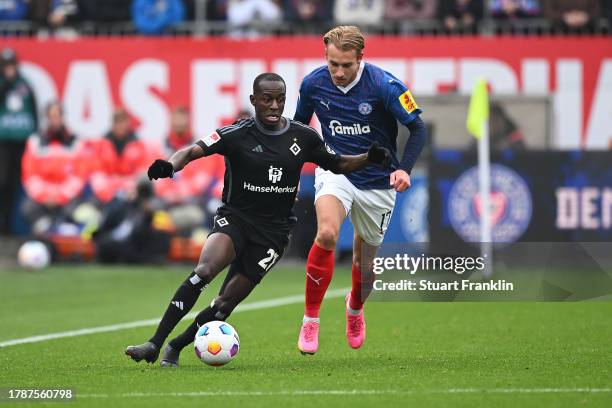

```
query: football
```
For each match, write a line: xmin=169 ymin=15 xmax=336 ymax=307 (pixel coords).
xmin=194 ymin=320 xmax=240 ymax=366
xmin=17 ymin=241 xmax=51 ymax=270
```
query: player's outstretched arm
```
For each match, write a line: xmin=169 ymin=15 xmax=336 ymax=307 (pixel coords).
xmin=147 ymin=144 xmax=205 ymax=180
xmin=334 ymin=143 xmax=392 ymax=174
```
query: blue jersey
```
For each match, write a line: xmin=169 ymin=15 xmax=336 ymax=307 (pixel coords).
xmin=294 ymin=61 xmax=423 ymax=190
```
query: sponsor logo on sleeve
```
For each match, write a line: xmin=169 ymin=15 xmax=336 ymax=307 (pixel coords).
xmin=202 ymin=131 xmax=221 ymax=147
xmin=398 ymin=90 xmax=418 ymax=114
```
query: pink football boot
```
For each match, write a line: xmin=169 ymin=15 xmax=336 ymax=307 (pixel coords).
xmin=345 ymin=293 xmax=366 ymax=349
xmin=298 ymin=320 xmax=319 ymax=355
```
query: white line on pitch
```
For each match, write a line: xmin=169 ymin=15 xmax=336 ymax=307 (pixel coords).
xmin=77 ymin=388 xmax=612 ymax=398
xmin=0 ymin=288 xmax=349 ymax=348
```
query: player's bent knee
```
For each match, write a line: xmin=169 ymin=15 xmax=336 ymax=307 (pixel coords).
xmin=315 ymin=227 xmax=338 ymax=250
xmin=194 ymin=263 xmax=217 ymax=283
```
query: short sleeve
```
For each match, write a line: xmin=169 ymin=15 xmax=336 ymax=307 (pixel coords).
xmin=197 ymin=120 xmax=252 ymax=156
xmin=196 ymin=129 xmax=226 ymax=156
xmin=381 ymin=73 xmax=423 ymax=126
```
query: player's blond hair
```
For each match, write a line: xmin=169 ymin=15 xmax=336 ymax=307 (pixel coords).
xmin=323 ymin=26 xmax=365 ymax=57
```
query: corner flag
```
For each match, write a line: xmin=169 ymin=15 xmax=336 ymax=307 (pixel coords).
xmin=467 ymin=78 xmax=493 ymax=276
xmin=466 ymin=78 xmax=489 ymax=139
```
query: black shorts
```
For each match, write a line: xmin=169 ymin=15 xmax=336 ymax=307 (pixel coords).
xmin=209 ymin=213 xmax=287 ymax=284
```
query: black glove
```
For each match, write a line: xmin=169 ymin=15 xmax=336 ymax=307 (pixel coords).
xmin=367 ymin=142 xmax=392 ymax=169
xmin=147 ymin=159 xmax=174 ymax=180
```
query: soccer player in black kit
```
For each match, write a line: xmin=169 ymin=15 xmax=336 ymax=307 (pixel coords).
xmin=125 ymin=73 xmax=392 ymax=367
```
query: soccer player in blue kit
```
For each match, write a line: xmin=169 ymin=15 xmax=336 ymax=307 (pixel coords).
xmin=295 ymin=26 xmax=428 ymax=354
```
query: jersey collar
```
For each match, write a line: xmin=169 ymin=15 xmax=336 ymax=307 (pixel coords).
xmin=335 ymin=61 xmax=365 ymax=94
xmin=254 ymin=116 xmax=290 ymax=135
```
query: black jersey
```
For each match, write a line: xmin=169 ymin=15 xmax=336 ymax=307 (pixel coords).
xmin=195 ymin=117 xmax=340 ymax=242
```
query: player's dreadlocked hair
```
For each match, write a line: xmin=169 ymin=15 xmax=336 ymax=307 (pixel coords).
xmin=253 ymin=72 xmax=286 ymax=93
xmin=323 ymin=26 xmax=365 ymax=57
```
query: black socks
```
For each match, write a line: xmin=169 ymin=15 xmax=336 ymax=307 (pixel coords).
xmin=148 ymin=271 xmax=208 ymax=348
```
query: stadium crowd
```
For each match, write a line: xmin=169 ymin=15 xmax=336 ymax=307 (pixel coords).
xmin=0 ymin=47 xmax=229 ymax=262
xmin=0 ymin=0 xmax=609 ymax=36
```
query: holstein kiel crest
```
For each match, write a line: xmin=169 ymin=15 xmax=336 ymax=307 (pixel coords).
xmin=358 ymin=102 xmax=372 ymax=115
xmin=447 ymin=164 xmax=532 ymax=243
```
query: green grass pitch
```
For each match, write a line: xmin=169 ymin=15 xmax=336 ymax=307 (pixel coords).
xmin=0 ymin=264 xmax=611 ymax=407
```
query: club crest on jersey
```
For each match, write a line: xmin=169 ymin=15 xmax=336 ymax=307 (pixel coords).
xmin=328 ymin=120 xmax=371 ymax=137
xmin=324 ymin=143 xmax=335 ymax=154
xmin=358 ymin=102 xmax=372 ymax=115
xmin=268 ymin=166 xmax=283 ymax=183
xmin=202 ymin=131 xmax=221 ymax=147
xmin=398 ymin=90 xmax=418 ymax=114
xmin=290 ymin=143 xmax=301 ymax=156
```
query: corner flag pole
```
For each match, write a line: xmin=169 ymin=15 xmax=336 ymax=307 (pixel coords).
xmin=466 ymin=78 xmax=493 ymax=277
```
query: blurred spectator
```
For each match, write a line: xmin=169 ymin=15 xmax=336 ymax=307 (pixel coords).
xmin=93 ymin=177 xmax=171 ymax=264
xmin=0 ymin=48 xmax=37 ymax=235
xmin=283 ymin=0 xmax=332 ymax=22
xmin=88 ymin=107 xmax=151 ymax=205
xmin=165 ymin=106 xmax=192 ymax=151
xmin=543 ymin=0 xmax=600 ymax=32
xmin=28 ymin=0 xmax=50 ymax=25
xmin=151 ymin=106 xmax=220 ymax=234
xmin=227 ymin=0 xmax=282 ymax=35
xmin=438 ymin=0 xmax=483 ymax=31
xmin=0 ymin=0 xmax=28 ymax=20
xmin=385 ymin=0 xmax=438 ymax=21
xmin=489 ymin=0 xmax=540 ymax=20
xmin=78 ymin=0 xmax=132 ymax=22
xmin=48 ymin=0 xmax=79 ymax=28
xmin=206 ymin=0 xmax=229 ymax=20
xmin=334 ymin=0 xmax=385 ymax=25
xmin=20 ymin=101 xmax=87 ymax=235
xmin=132 ymin=0 xmax=185 ymax=35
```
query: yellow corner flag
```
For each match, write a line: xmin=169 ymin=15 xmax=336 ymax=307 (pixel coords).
xmin=466 ymin=78 xmax=489 ymax=139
